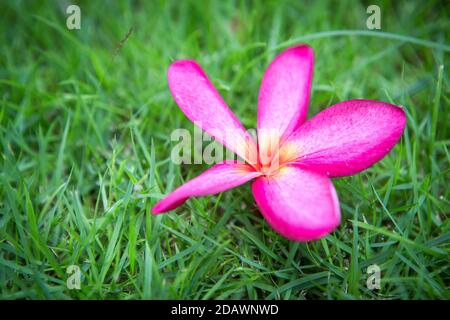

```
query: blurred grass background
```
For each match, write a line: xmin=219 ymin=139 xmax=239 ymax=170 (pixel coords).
xmin=0 ymin=0 xmax=449 ymax=299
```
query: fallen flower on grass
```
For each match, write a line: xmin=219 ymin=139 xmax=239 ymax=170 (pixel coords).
xmin=152 ymin=44 xmax=406 ymax=241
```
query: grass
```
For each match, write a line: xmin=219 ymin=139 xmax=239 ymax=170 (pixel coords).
xmin=0 ymin=0 xmax=449 ymax=300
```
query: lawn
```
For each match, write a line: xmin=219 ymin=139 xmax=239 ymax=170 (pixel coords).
xmin=0 ymin=0 xmax=449 ymax=299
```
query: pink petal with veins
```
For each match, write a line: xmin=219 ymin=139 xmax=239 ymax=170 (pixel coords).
xmin=152 ymin=161 xmax=260 ymax=214
xmin=284 ymin=99 xmax=406 ymax=177
xmin=257 ymin=45 xmax=314 ymax=161
xmin=252 ymin=166 xmax=340 ymax=241
xmin=168 ymin=60 xmax=258 ymax=164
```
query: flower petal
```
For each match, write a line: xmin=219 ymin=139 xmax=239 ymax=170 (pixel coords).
xmin=168 ymin=60 xmax=258 ymax=164
xmin=257 ymin=45 xmax=314 ymax=161
xmin=252 ymin=166 xmax=340 ymax=241
xmin=284 ymin=99 xmax=406 ymax=177
xmin=152 ymin=161 xmax=260 ymax=214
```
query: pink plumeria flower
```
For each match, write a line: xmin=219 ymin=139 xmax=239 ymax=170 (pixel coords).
xmin=152 ymin=45 xmax=406 ymax=241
